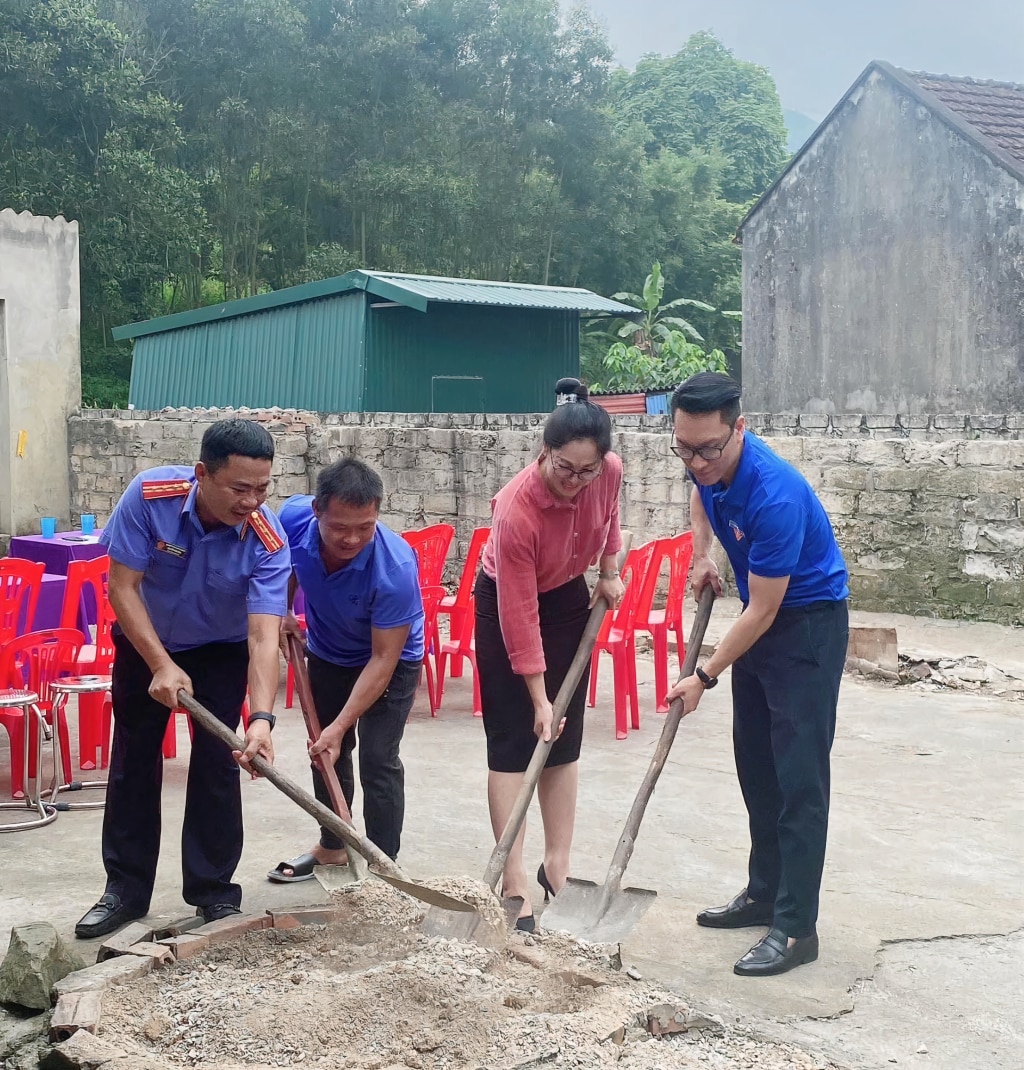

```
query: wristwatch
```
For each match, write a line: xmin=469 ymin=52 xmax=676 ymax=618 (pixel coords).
xmin=248 ymin=711 xmax=277 ymax=731
xmin=695 ymin=666 xmax=718 ymax=690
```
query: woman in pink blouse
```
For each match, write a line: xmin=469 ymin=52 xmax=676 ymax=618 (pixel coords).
xmin=475 ymin=378 xmax=625 ymax=931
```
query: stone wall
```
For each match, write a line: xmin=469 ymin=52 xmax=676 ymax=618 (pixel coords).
xmin=67 ymin=408 xmax=1024 ymax=625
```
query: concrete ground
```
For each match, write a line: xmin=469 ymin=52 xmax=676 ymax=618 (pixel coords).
xmin=1 ymin=600 xmax=1021 ymax=1070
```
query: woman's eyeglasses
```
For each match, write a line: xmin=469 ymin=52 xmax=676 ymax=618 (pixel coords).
xmin=549 ymin=455 xmax=603 ymax=482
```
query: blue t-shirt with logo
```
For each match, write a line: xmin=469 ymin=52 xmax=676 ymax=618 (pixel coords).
xmin=696 ymin=433 xmax=849 ymax=606
xmin=279 ymin=495 xmax=424 ymax=666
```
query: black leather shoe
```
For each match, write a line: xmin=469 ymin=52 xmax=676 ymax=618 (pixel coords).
xmin=696 ymin=888 xmax=773 ymax=929
xmin=733 ymin=927 xmax=818 ymax=976
xmin=75 ymin=893 xmax=146 ymax=940
xmin=197 ymin=903 xmax=242 ymax=924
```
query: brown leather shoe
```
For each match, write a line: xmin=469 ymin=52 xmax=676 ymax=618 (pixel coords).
xmin=696 ymin=888 xmax=773 ymax=929
xmin=733 ymin=928 xmax=819 ymax=976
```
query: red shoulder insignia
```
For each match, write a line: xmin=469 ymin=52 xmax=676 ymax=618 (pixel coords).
xmin=242 ymin=509 xmax=285 ymax=554
xmin=141 ymin=479 xmax=193 ymax=501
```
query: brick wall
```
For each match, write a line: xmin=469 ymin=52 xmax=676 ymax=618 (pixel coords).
xmin=67 ymin=408 xmax=1024 ymax=625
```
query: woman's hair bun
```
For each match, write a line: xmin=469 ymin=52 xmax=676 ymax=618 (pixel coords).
xmin=554 ymin=377 xmax=589 ymax=404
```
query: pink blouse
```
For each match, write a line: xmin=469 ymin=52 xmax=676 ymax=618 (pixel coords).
xmin=480 ymin=453 xmax=623 ymax=675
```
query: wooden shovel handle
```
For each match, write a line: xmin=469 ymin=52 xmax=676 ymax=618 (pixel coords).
xmin=595 ymin=584 xmax=716 ymax=910
xmin=177 ymin=689 xmax=404 ymax=879
xmin=286 ymin=633 xmax=355 ymax=826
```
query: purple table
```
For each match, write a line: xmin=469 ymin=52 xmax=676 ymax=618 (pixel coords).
xmin=10 ymin=530 xmax=104 ymax=628
xmin=9 ymin=530 xmax=106 ymax=576
xmin=14 ymin=574 xmax=89 ymax=635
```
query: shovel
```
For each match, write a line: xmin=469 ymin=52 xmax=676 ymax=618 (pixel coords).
xmin=285 ymin=633 xmax=368 ymax=889
xmin=540 ymin=585 xmax=715 ymax=943
xmin=421 ymin=536 xmax=633 ymax=941
xmin=177 ymin=690 xmax=474 ymax=915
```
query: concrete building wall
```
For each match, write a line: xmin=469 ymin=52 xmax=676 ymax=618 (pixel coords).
xmin=68 ymin=408 xmax=1024 ymax=626
xmin=741 ymin=69 xmax=1024 ymax=414
xmin=0 ymin=210 xmax=81 ymax=535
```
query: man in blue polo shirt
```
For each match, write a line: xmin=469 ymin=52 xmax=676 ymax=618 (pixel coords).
xmin=75 ymin=419 xmax=290 ymax=940
xmin=666 ymin=373 xmax=849 ymax=977
xmin=269 ymin=457 xmax=424 ymax=879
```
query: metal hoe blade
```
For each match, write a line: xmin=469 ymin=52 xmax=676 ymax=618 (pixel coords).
xmin=539 ymin=587 xmax=716 ymax=943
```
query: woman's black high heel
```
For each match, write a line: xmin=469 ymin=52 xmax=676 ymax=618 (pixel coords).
xmin=537 ymin=864 xmax=556 ymax=902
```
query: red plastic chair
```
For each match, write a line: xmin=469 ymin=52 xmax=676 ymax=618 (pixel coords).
xmin=0 ymin=628 xmax=84 ymax=797
xmin=417 ymin=585 xmax=447 ymax=716
xmin=433 ymin=596 xmax=482 ymax=717
xmin=401 ymin=524 xmax=455 ymax=586
xmin=0 ymin=559 xmax=44 ymax=643
xmin=633 ymin=532 xmax=694 ymax=714
xmin=61 ymin=556 xmax=114 ymax=769
xmin=436 ymin=527 xmax=490 ymax=680
xmin=587 ymin=541 xmax=657 ymax=740
xmin=284 ymin=613 xmax=307 ymax=710
xmin=160 ymin=696 xmax=251 ymax=761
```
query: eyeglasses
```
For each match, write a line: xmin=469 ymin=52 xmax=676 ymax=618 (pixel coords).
xmin=549 ymin=455 xmax=604 ymax=482
xmin=670 ymin=431 xmax=734 ymax=462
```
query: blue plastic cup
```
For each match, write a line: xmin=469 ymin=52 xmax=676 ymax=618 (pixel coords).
xmin=40 ymin=517 xmax=57 ymax=539
xmin=80 ymin=514 xmax=96 ymax=535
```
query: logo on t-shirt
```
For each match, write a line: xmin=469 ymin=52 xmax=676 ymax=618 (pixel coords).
xmin=729 ymin=520 xmax=745 ymax=542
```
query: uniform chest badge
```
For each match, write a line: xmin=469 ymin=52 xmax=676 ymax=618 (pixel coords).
xmin=729 ymin=521 xmax=745 ymax=542
xmin=156 ymin=540 xmax=187 ymax=558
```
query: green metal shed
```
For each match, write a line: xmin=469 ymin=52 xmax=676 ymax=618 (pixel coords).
xmin=112 ymin=271 xmax=638 ymax=413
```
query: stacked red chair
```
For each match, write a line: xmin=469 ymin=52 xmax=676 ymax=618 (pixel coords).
xmin=587 ymin=540 xmax=658 ymax=740
xmin=633 ymin=532 xmax=694 ymax=714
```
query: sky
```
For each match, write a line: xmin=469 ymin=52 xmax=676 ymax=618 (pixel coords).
xmin=582 ymin=0 xmax=1024 ymax=119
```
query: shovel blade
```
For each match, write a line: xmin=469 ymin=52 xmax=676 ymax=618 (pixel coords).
xmin=540 ymin=877 xmax=658 ymax=943
xmin=313 ymin=864 xmax=360 ymax=893
xmin=374 ymin=871 xmax=478 ymax=913
xmin=421 ymin=895 xmax=522 ymax=943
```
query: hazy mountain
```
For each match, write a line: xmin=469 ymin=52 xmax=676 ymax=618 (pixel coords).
xmin=783 ymin=109 xmax=819 ymax=153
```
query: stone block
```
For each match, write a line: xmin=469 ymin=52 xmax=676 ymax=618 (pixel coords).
xmin=191 ymin=913 xmax=268 ymax=944
xmin=39 ymin=1028 xmax=127 ymax=1070
xmin=52 ymin=955 xmax=153 ymax=999
xmin=155 ymin=934 xmax=209 ymax=962
xmin=850 ymin=439 xmax=902 ymax=465
xmin=762 ymin=436 xmax=804 ymax=464
xmin=49 ymin=991 xmax=103 ymax=1041
xmin=846 ymin=627 xmax=898 ymax=673
xmin=963 ymin=494 xmax=1019 ymax=521
xmin=123 ymin=942 xmax=175 ymax=967
xmin=821 ymin=465 xmax=869 ymax=491
xmin=858 ymin=492 xmax=914 ymax=518
xmin=869 ymin=468 xmax=925 ymax=493
xmin=0 ymin=925 xmax=86 ymax=1011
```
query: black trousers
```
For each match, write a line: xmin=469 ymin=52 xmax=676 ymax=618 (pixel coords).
xmin=306 ymin=653 xmax=420 ymax=861
xmin=731 ymin=599 xmax=849 ymax=938
xmin=102 ymin=632 xmax=249 ymax=912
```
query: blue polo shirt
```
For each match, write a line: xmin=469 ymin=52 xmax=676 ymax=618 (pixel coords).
xmin=279 ymin=496 xmax=424 ymax=667
xmin=100 ymin=466 xmax=291 ymax=652
xmin=696 ymin=433 xmax=849 ymax=607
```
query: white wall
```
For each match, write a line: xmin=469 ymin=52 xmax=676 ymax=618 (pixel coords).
xmin=0 ymin=209 xmax=81 ymax=535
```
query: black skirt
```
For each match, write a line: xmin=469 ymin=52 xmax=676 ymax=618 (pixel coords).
xmin=474 ymin=571 xmax=591 ymax=773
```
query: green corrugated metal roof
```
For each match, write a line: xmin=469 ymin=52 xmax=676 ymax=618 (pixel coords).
xmin=112 ymin=270 xmax=640 ymax=340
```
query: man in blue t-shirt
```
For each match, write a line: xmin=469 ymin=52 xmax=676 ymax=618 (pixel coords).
xmin=666 ymin=373 xmax=849 ymax=978
xmin=269 ymin=458 xmax=424 ymax=878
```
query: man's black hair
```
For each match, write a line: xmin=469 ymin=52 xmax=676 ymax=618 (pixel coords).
xmin=670 ymin=372 xmax=742 ymax=426
xmin=199 ymin=419 xmax=275 ymax=473
xmin=315 ymin=457 xmax=384 ymax=510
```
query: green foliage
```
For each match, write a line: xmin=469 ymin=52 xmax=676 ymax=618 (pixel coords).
xmin=590 ymin=262 xmax=735 ymax=393
xmin=1 ymin=4 xmax=787 ymax=404
xmin=593 ymin=334 xmax=729 ymax=394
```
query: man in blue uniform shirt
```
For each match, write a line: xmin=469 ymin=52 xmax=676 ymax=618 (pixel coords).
xmin=75 ymin=419 xmax=291 ymax=939
xmin=268 ymin=457 xmax=424 ymax=880
xmin=666 ymin=373 xmax=849 ymax=977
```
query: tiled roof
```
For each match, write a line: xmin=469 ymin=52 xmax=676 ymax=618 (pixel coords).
xmin=909 ymin=72 xmax=1024 ymax=167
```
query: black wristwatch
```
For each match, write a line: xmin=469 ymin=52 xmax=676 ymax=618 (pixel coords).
xmin=695 ymin=666 xmax=718 ymax=690
xmin=248 ymin=711 xmax=277 ymax=731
